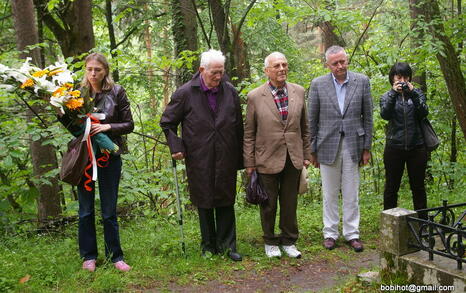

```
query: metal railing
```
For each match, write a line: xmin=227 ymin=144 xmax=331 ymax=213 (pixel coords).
xmin=406 ymin=200 xmax=465 ymax=270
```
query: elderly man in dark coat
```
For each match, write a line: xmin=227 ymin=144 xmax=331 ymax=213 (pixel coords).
xmin=160 ymin=49 xmax=244 ymax=261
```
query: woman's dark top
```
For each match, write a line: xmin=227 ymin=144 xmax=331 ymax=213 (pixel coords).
xmin=58 ymin=84 xmax=134 ymax=155
xmin=380 ymin=88 xmax=428 ymax=150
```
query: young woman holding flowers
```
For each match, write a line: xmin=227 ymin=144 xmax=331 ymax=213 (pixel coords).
xmin=58 ymin=53 xmax=134 ymax=272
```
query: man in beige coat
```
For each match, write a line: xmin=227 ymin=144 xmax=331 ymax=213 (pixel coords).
xmin=244 ymin=52 xmax=312 ymax=258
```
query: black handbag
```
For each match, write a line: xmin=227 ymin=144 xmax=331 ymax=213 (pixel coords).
xmin=246 ymin=170 xmax=268 ymax=205
xmin=419 ymin=118 xmax=440 ymax=151
xmin=60 ymin=134 xmax=89 ymax=185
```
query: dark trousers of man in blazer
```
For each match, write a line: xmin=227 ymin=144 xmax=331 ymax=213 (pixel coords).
xmin=259 ymin=153 xmax=300 ymax=246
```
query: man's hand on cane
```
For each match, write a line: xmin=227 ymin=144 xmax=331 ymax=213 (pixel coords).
xmin=172 ymin=152 xmax=185 ymax=160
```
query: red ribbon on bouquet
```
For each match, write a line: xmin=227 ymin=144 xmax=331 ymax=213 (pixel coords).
xmin=83 ymin=114 xmax=110 ymax=192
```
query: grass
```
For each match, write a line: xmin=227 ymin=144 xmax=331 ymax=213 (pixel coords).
xmin=0 ymin=179 xmax=463 ymax=292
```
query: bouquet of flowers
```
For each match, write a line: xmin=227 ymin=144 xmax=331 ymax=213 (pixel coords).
xmin=0 ymin=58 xmax=118 ymax=188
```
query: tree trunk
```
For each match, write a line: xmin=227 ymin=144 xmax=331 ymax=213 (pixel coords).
xmin=142 ymin=1 xmax=159 ymax=111
xmin=421 ymin=0 xmax=466 ymax=139
xmin=209 ymin=0 xmax=235 ymax=79
xmin=409 ymin=0 xmax=427 ymax=92
xmin=447 ymin=0 xmax=461 ymax=189
xmin=30 ymin=139 xmax=62 ymax=221
xmin=409 ymin=0 xmax=434 ymax=182
xmin=232 ymin=24 xmax=251 ymax=82
xmin=35 ymin=0 xmax=95 ymax=58
xmin=162 ymin=26 xmax=171 ymax=107
xmin=10 ymin=0 xmax=41 ymax=64
xmin=318 ymin=21 xmax=345 ymax=52
xmin=318 ymin=1 xmax=345 ymax=53
xmin=35 ymin=3 xmax=45 ymax=68
xmin=10 ymin=0 xmax=62 ymax=222
xmin=171 ymin=0 xmax=198 ymax=86
xmin=105 ymin=0 xmax=119 ymax=81
xmin=208 ymin=0 xmax=256 ymax=84
xmin=209 ymin=0 xmax=229 ymax=53
xmin=449 ymin=116 xmax=457 ymax=188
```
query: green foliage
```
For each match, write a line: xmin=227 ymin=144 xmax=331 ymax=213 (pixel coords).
xmin=1 ymin=186 xmax=462 ymax=292
xmin=0 ymin=0 xmax=465 ymax=290
xmin=0 ymin=0 xmax=464 ymax=222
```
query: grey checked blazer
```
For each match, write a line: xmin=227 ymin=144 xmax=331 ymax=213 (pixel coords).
xmin=308 ymin=71 xmax=373 ymax=165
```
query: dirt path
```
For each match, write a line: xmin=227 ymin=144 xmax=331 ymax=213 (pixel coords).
xmin=165 ymin=246 xmax=379 ymax=292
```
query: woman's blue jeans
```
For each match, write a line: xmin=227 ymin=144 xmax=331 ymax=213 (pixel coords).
xmin=77 ymin=155 xmax=124 ymax=262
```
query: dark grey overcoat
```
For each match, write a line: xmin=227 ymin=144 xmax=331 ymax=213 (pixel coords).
xmin=160 ymin=72 xmax=244 ymax=209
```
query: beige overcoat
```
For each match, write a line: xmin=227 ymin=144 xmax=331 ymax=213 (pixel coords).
xmin=243 ymin=82 xmax=312 ymax=174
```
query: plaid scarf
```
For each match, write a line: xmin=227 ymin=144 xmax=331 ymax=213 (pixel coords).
xmin=268 ymin=81 xmax=288 ymax=120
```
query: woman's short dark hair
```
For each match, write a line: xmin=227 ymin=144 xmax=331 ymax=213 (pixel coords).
xmin=388 ymin=62 xmax=412 ymax=85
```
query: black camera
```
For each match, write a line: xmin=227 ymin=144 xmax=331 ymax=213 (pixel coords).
xmin=399 ymin=82 xmax=409 ymax=91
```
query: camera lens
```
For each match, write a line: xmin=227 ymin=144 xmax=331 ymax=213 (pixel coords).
xmin=400 ymin=82 xmax=409 ymax=91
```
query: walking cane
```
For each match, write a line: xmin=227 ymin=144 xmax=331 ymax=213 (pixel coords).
xmin=172 ymin=158 xmax=186 ymax=256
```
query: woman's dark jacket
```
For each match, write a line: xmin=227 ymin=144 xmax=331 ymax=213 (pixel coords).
xmin=160 ymin=72 xmax=244 ymax=209
xmin=380 ymin=88 xmax=428 ymax=150
xmin=58 ymin=84 xmax=134 ymax=155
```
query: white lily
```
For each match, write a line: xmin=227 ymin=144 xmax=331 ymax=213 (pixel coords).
xmin=6 ymin=68 xmax=29 ymax=83
xmin=19 ymin=58 xmax=35 ymax=75
xmin=52 ymin=70 xmax=74 ymax=85
xmin=0 ymin=84 xmax=15 ymax=92
xmin=50 ymin=96 xmax=64 ymax=108
xmin=34 ymin=76 xmax=57 ymax=94
xmin=50 ymin=93 xmax=72 ymax=109
xmin=0 ymin=63 xmax=11 ymax=75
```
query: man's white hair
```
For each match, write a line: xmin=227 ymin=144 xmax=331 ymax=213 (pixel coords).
xmin=264 ymin=52 xmax=287 ymax=68
xmin=200 ymin=49 xmax=226 ymax=68
xmin=325 ymin=45 xmax=347 ymax=62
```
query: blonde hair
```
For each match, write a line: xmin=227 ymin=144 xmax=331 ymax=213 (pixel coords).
xmin=81 ymin=53 xmax=115 ymax=91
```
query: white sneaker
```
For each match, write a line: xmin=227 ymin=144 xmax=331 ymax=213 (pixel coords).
xmin=281 ymin=245 xmax=302 ymax=258
xmin=264 ymin=244 xmax=281 ymax=258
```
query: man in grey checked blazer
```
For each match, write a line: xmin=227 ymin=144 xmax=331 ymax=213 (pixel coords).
xmin=308 ymin=45 xmax=373 ymax=252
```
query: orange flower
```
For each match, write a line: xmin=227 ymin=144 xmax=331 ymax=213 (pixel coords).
xmin=20 ymin=79 xmax=34 ymax=89
xmin=48 ymin=69 xmax=64 ymax=76
xmin=53 ymin=86 xmax=66 ymax=97
xmin=32 ymin=69 xmax=49 ymax=78
xmin=69 ymin=90 xmax=81 ymax=97
xmin=65 ymin=98 xmax=84 ymax=110
xmin=63 ymin=83 xmax=73 ymax=89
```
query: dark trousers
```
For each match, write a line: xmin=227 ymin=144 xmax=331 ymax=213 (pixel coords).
xmin=77 ymin=155 xmax=124 ymax=262
xmin=383 ymin=145 xmax=428 ymax=219
xmin=198 ymin=205 xmax=237 ymax=254
xmin=259 ymin=154 xmax=300 ymax=246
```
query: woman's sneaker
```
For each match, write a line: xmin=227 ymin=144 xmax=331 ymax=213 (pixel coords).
xmin=281 ymin=245 xmax=302 ymax=258
xmin=82 ymin=259 xmax=96 ymax=272
xmin=265 ymin=244 xmax=282 ymax=258
xmin=114 ymin=260 xmax=131 ymax=272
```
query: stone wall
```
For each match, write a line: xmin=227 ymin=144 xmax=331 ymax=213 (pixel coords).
xmin=379 ymin=208 xmax=465 ymax=293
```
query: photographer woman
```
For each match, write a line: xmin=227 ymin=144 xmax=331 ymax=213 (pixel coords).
xmin=380 ymin=62 xmax=429 ymax=219
xmin=59 ymin=53 xmax=134 ymax=272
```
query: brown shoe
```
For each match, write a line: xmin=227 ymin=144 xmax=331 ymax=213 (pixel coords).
xmin=348 ymin=239 xmax=364 ymax=252
xmin=323 ymin=238 xmax=336 ymax=250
